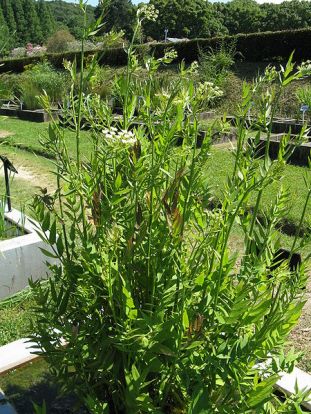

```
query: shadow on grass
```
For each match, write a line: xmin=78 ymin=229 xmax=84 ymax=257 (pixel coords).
xmin=0 ymin=359 xmax=88 ymax=413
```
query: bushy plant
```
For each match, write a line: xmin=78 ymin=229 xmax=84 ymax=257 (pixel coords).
xmin=30 ymin=4 xmax=311 ymax=413
xmin=19 ymin=61 xmax=70 ymax=109
xmin=46 ymin=29 xmax=75 ymax=54
xmin=199 ymin=41 xmax=236 ymax=87
xmin=296 ymin=85 xmax=311 ymax=116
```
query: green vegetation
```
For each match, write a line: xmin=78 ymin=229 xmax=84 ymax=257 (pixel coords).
xmin=96 ymin=0 xmax=311 ymax=41
xmin=0 ymin=0 xmax=56 ymax=49
xmin=19 ymin=62 xmax=70 ymax=109
xmin=46 ymin=29 xmax=76 ymax=54
xmin=1 ymin=4 xmax=311 ymax=412
xmin=47 ymin=0 xmax=94 ymax=40
xmin=23 ymin=5 xmax=311 ymax=412
xmin=0 ymin=118 xmax=91 ymax=158
xmin=0 ymin=294 xmax=34 ymax=346
xmin=0 ymin=142 xmax=55 ymax=210
xmin=1 ymin=117 xmax=311 ymax=233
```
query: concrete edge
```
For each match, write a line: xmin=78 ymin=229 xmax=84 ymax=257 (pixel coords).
xmin=275 ymin=367 xmax=311 ymax=410
xmin=0 ymin=339 xmax=41 ymax=376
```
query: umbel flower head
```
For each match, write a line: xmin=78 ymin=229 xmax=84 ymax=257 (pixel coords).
xmin=102 ymin=127 xmax=137 ymax=146
xmin=298 ymin=60 xmax=311 ymax=76
xmin=196 ymin=81 xmax=223 ymax=102
xmin=137 ymin=4 xmax=159 ymax=22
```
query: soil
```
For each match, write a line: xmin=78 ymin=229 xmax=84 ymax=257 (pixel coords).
xmin=0 ymin=130 xmax=13 ymax=139
xmin=0 ymin=166 xmax=34 ymax=181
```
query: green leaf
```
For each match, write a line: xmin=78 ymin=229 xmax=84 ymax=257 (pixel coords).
xmin=39 ymin=248 xmax=58 ymax=259
xmin=188 ymin=387 xmax=210 ymax=414
xmin=41 ymin=213 xmax=50 ymax=232
xmin=246 ymin=375 xmax=279 ymax=408
xmin=56 ymin=236 xmax=64 ymax=257
xmin=49 ymin=220 xmax=57 ymax=245
xmin=115 ymin=173 xmax=122 ymax=190
xmin=183 ymin=309 xmax=189 ymax=330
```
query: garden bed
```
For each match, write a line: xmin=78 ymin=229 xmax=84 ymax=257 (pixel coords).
xmin=0 ymin=207 xmax=57 ymax=300
xmin=0 ymin=106 xmax=60 ymax=123
xmin=251 ymin=133 xmax=311 ymax=166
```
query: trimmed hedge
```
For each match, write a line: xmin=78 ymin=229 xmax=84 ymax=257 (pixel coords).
xmin=1 ymin=28 xmax=311 ymax=73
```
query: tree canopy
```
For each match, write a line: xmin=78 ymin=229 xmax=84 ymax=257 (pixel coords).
xmin=2 ymin=0 xmax=311 ymax=49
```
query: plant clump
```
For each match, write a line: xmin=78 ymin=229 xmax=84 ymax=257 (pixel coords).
xmin=29 ymin=3 xmax=311 ymax=413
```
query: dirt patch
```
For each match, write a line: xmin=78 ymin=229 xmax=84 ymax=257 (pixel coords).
xmin=0 ymin=130 xmax=13 ymax=139
xmin=0 ymin=165 xmax=34 ymax=181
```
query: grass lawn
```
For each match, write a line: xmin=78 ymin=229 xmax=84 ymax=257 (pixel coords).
xmin=0 ymin=117 xmax=92 ymax=159
xmin=0 ymin=143 xmax=55 ymax=212
xmin=205 ymin=145 xmax=311 ymax=232
xmin=0 ymin=294 xmax=34 ymax=346
xmin=1 ymin=118 xmax=311 ymax=230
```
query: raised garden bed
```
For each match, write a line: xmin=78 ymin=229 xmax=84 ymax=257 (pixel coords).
xmin=0 ymin=106 xmax=60 ymax=123
xmin=271 ymin=118 xmax=311 ymax=136
xmin=0 ymin=207 xmax=57 ymax=300
xmin=251 ymin=133 xmax=311 ymax=166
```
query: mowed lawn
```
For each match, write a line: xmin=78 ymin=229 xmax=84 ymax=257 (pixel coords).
xmin=1 ymin=117 xmax=311 ymax=231
xmin=204 ymin=145 xmax=311 ymax=231
xmin=0 ymin=117 xmax=92 ymax=159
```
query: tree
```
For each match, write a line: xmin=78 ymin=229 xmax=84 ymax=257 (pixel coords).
xmin=94 ymin=0 xmax=135 ymax=39
xmin=220 ymin=0 xmax=265 ymax=34
xmin=260 ymin=0 xmax=311 ymax=32
xmin=37 ymin=0 xmax=56 ymax=41
xmin=23 ymin=0 xmax=43 ymax=44
xmin=12 ymin=0 xmax=27 ymax=45
xmin=144 ymin=0 xmax=226 ymax=40
xmin=0 ymin=0 xmax=16 ymax=42
xmin=46 ymin=29 xmax=75 ymax=53
xmin=0 ymin=5 xmax=10 ymax=54
xmin=47 ymin=0 xmax=95 ymax=40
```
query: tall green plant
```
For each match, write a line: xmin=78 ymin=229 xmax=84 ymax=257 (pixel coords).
xmin=30 ymin=4 xmax=311 ymax=413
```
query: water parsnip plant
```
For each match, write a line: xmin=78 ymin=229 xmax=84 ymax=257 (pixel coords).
xmin=30 ymin=2 xmax=311 ymax=413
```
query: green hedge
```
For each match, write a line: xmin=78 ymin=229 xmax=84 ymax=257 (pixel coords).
xmin=149 ymin=28 xmax=311 ymax=63
xmin=1 ymin=28 xmax=311 ymax=73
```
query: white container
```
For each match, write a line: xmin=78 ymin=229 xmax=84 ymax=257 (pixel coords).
xmin=0 ymin=207 xmax=57 ymax=299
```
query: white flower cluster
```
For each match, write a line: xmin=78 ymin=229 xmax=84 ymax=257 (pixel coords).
xmin=188 ymin=61 xmax=199 ymax=76
xmin=159 ymin=49 xmax=178 ymax=64
xmin=298 ymin=60 xmax=311 ymax=76
xmin=196 ymin=81 xmax=223 ymax=102
xmin=102 ymin=127 xmax=137 ymax=145
xmin=137 ymin=4 xmax=159 ymax=22
xmin=264 ymin=65 xmax=278 ymax=81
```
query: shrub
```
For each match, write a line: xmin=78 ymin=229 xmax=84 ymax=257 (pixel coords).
xmin=46 ymin=29 xmax=75 ymax=54
xmin=10 ymin=47 xmax=26 ymax=59
xmin=0 ymin=73 xmax=19 ymax=101
xmin=199 ymin=41 xmax=236 ymax=86
xmin=30 ymin=5 xmax=311 ymax=413
xmin=19 ymin=61 xmax=70 ymax=109
xmin=296 ymin=86 xmax=311 ymax=108
xmin=19 ymin=79 xmax=41 ymax=110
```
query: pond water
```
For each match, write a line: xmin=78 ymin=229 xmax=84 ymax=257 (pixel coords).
xmin=0 ymin=360 xmax=88 ymax=413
